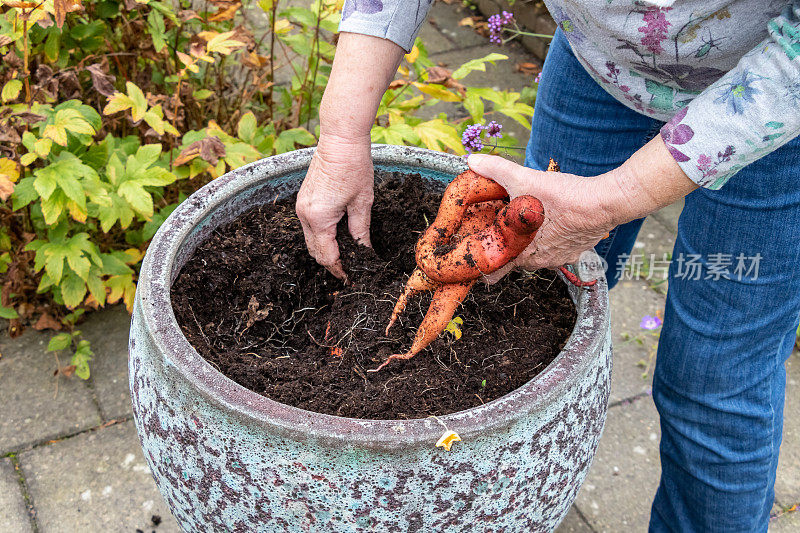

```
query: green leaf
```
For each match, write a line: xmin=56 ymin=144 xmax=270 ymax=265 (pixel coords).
xmin=147 ymin=10 xmax=167 ymax=52
xmin=48 ymin=332 xmax=73 ymax=351
xmin=60 ymin=272 xmax=87 ymax=308
xmin=275 ymin=128 xmax=316 ymax=154
xmin=86 ymin=271 xmax=106 ymax=306
xmin=118 ymin=181 xmax=153 ymax=217
xmin=1 ymin=79 xmax=22 ymax=103
xmin=72 ymin=339 xmax=94 ymax=379
xmin=44 ymin=29 xmax=60 ymax=62
xmin=237 ymin=112 xmax=257 ymax=144
xmin=11 ymin=177 xmax=38 ymax=210
xmin=193 ymin=89 xmax=213 ymax=100
xmin=0 ymin=305 xmax=19 ymax=319
xmin=125 ymin=82 xmax=148 ymax=123
xmin=463 ymin=92 xmax=484 ymax=122
xmin=452 ymin=53 xmax=508 ymax=80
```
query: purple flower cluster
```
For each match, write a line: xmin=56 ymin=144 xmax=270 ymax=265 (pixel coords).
xmin=487 ymin=10 xmax=514 ymax=44
xmin=461 ymin=124 xmax=485 ymax=153
xmin=485 ymin=121 xmax=502 ymax=138
xmin=461 ymin=121 xmax=504 ymax=153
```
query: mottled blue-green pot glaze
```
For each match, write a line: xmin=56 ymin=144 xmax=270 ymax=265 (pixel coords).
xmin=129 ymin=145 xmax=612 ymax=532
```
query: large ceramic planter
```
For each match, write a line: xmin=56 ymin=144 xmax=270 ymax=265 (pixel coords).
xmin=129 ymin=145 xmax=612 ymax=532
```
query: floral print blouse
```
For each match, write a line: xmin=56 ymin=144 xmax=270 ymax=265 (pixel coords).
xmin=339 ymin=0 xmax=800 ymax=189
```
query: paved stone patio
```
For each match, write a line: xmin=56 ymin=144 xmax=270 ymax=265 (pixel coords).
xmin=1 ymin=2 xmax=798 ymax=531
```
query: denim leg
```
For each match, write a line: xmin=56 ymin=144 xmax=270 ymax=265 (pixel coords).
xmin=523 ymin=30 xmax=663 ymax=288
xmin=649 ymin=135 xmax=800 ymax=532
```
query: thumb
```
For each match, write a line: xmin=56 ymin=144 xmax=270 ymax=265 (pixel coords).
xmin=467 ymin=153 xmax=533 ymax=198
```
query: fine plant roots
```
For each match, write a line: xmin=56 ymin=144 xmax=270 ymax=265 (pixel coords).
xmin=171 ymin=171 xmax=576 ymax=419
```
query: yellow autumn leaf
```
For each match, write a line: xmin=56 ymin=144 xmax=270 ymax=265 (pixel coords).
xmin=0 ymin=157 xmax=19 ymax=202
xmin=1 ymin=79 xmax=22 ymax=103
xmin=412 ymin=82 xmax=462 ymax=103
xmin=404 ymin=45 xmax=419 ymax=64
xmin=34 ymin=137 xmax=52 ymax=157
xmin=444 ymin=316 xmax=463 ymax=340
xmin=103 ymin=92 xmax=134 ymax=116
xmin=436 ymin=430 xmax=461 ymax=452
xmin=205 ymin=31 xmax=245 ymax=55
xmin=414 ymin=119 xmax=465 ymax=155
xmin=42 ymin=124 xmax=67 ymax=146
xmin=274 ymin=18 xmax=292 ymax=34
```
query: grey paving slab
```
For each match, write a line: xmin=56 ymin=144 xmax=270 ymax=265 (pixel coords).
xmin=608 ymin=280 xmax=665 ymax=404
xmin=555 ymin=506 xmax=593 ymax=532
xmin=650 ymin=198 xmax=684 ymax=234
xmin=427 ymin=0 xmax=487 ymax=49
xmin=418 ymin=22 xmax=458 ymax=56
xmin=576 ymin=396 xmax=661 ymax=532
xmin=629 ymin=217 xmax=677 ymax=295
xmin=0 ymin=330 xmax=101 ymax=455
xmin=770 ymin=505 xmax=800 ymax=532
xmin=0 ymin=458 xmax=32 ymax=533
xmin=776 ymin=350 xmax=800 ymax=505
xmin=79 ymin=305 xmax=134 ymax=420
xmin=19 ymin=420 xmax=179 ymax=533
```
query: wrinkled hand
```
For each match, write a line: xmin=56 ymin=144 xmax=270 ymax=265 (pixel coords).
xmin=467 ymin=154 xmax=616 ymax=283
xmin=296 ymin=133 xmax=374 ymax=281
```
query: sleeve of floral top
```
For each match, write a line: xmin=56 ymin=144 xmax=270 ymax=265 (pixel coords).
xmin=660 ymin=2 xmax=800 ymax=189
xmin=337 ymin=0 xmax=433 ymax=52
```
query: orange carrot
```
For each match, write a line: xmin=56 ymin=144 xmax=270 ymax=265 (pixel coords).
xmin=417 ymin=195 xmax=544 ymax=283
xmin=371 ymin=281 xmax=474 ymax=372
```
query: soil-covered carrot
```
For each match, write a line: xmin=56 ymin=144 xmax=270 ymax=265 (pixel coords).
xmin=417 ymin=195 xmax=544 ymax=283
xmin=370 ymin=280 xmax=475 ymax=372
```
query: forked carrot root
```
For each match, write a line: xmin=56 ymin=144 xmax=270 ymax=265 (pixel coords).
xmin=373 ymin=159 xmax=595 ymax=372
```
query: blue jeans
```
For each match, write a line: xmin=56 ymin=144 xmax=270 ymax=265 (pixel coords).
xmin=527 ymin=30 xmax=800 ymax=532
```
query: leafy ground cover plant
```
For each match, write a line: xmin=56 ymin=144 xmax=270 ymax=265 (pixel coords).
xmin=0 ymin=0 xmax=536 ymax=376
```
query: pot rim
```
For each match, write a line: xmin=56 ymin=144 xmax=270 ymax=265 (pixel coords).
xmin=137 ymin=144 xmax=609 ymax=449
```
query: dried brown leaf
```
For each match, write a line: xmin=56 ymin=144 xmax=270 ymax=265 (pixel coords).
xmin=515 ymin=62 xmax=542 ymax=76
xmin=86 ymin=63 xmax=116 ymax=97
xmin=33 ymin=313 xmax=62 ymax=331
xmin=208 ymin=3 xmax=240 ymax=22
xmin=54 ymin=0 xmax=83 ymax=29
xmin=174 ymin=136 xmax=226 ymax=166
xmin=178 ymin=9 xmax=201 ymax=21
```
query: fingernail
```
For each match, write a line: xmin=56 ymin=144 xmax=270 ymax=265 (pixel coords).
xmin=467 ymin=153 xmax=489 ymax=168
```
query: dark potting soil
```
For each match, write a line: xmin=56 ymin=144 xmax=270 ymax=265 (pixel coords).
xmin=170 ymin=171 xmax=577 ymax=419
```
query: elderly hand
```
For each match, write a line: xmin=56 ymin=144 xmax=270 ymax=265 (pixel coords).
xmin=296 ymin=133 xmax=374 ymax=282
xmin=467 ymin=153 xmax=615 ymax=282
xmin=468 ymin=135 xmax=698 ymax=283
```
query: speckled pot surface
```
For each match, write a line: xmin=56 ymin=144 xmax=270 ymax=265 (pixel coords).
xmin=129 ymin=145 xmax=612 ymax=533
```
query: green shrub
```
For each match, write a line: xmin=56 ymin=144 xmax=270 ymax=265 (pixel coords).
xmin=0 ymin=0 xmax=535 ymax=376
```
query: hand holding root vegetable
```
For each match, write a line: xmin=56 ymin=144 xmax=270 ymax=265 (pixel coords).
xmin=371 ymin=160 xmax=593 ymax=372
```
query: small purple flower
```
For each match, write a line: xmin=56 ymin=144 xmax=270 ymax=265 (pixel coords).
xmin=485 ymin=121 xmax=502 ymax=138
xmin=487 ymin=10 xmax=514 ymax=44
xmin=534 ymin=72 xmax=542 ymax=84
xmin=462 ymin=124 xmax=485 ymax=153
xmin=640 ymin=315 xmax=663 ymax=330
